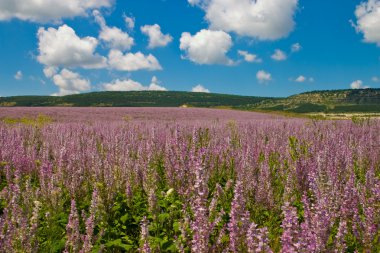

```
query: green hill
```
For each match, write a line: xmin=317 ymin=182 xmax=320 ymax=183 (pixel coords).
xmin=0 ymin=91 xmax=269 ymax=108
xmin=1 ymin=89 xmax=379 ymax=113
xmin=247 ymin=89 xmax=380 ymax=113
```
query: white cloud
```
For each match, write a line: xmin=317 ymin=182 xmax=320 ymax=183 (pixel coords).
xmin=103 ymin=76 xmax=167 ymax=91
xmin=192 ymin=84 xmax=210 ymax=93
xmin=37 ymin=25 xmax=107 ymax=69
xmin=293 ymin=75 xmax=314 ymax=83
xmin=141 ymin=24 xmax=173 ymax=48
xmin=295 ymin=75 xmax=306 ymax=82
xmin=148 ymin=76 xmax=167 ymax=91
xmin=103 ymin=79 xmax=145 ymax=91
xmin=188 ymin=0 xmax=201 ymax=5
xmin=352 ymin=0 xmax=380 ymax=46
xmin=14 ymin=70 xmax=23 ymax=80
xmin=188 ymin=0 xmax=298 ymax=40
xmin=271 ymin=49 xmax=287 ymax=61
xmin=38 ymin=21 xmax=161 ymax=73
xmin=43 ymin=66 xmax=58 ymax=78
xmin=93 ymin=10 xmax=134 ymax=51
xmin=291 ymin=42 xmax=302 ymax=52
xmin=238 ymin=50 xmax=262 ymax=63
xmin=350 ymin=80 xmax=370 ymax=89
xmin=0 ymin=0 xmax=112 ymax=23
xmin=372 ymin=76 xmax=379 ymax=82
xmin=256 ymin=70 xmax=272 ymax=83
xmin=51 ymin=69 xmax=91 ymax=96
xmin=124 ymin=15 xmax=135 ymax=30
xmin=108 ymin=50 xmax=162 ymax=71
xmin=180 ymin=29 xmax=234 ymax=65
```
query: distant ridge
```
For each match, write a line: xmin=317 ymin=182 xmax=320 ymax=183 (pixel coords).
xmin=250 ymin=88 xmax=380 ymax=113
xmin=1 ymin=89 xmax=379 ymax=113
xmin=0 ymin=91 xmax=269 ymax=108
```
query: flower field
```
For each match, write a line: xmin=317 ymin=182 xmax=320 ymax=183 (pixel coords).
xmin=0 ymin=108 xmax=379 ymax=252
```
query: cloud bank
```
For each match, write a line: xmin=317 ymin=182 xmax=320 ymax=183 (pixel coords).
xmin=0 ymin=0 xmax=113 ymax=22
xmin=188 ymin=0 xmax=298 ymax=40
xmin=180 ymin=29 xmax=234 ymax=65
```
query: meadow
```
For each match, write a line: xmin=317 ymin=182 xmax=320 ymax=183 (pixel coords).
xmin=0 ymin=108 xmax=379 ymax=252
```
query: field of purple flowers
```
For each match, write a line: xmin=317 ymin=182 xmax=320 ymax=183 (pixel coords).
xmin=0 ymin=108 xmax=379 ymax=252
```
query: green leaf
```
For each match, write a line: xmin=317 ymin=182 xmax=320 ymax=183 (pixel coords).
xmin=173 ymin=222 xmax=180 ymax=232
xmin=165 ymin=244 xmax=178 ymax=252
xmin=120 ymin=214 xmax=129 ymax=224
xmin=105 ymin=239 xmax=134 ymax=251
xmin=158 ymin=213 xmax=170 ymax=223
xmin=161 ymin=238 xmax=174 ymax=249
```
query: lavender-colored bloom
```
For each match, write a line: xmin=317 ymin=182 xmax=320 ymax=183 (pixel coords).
xmin=228 ymin=180 xmax=250 ymax=253
xmin=81 ymin=188 xmax=98 ymax=253
xmin=65 ymin=199 xmax=81 ymax=253
xmin=0 ymin=108 xmax=378 ymax=252
xmin=247 ymin=222 xmax=273 ymax=253
xmin=246 ymin=222 xmax=258 ymax=252
xmin=148 ymin=189 xmax=158 ymax=215
xmin=334 ymin=220 xmax=347 ymax=253
xmin=190 ymin=161 xmax=210 ymax=253
xmin=281 ymin=202 xmax=300 ymax=253
xmin=299 ymin=195 xmax=317 ymax=252
xmin=140 ymin=216 xmax=151 ymax=253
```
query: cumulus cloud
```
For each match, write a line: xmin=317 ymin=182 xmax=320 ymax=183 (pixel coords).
xmin=352 ymin=0 xmax=380 ymax=46
xmin=148 ymin=76 xmax=167 ymax=91
xmin=37 ymin=25 xmax=107 ymax=69
xmin=372 ymin=76 xmax=379 ymax=82
xmin=238 ymin=50 xmax=262 ymax=63
xmin=103 ymin=76 xmax=167 ymax=91
xmin=103 ymin=79 xmax=145 ymax=91
xmin=291 ymin=42 xmax=302 ymax=52
xmin=188 ymin=0 xmax=201 ymax=5
xmin=124 ymin=15 xmax=135 ymax=30
xmin=38 ymin=22 xmax=161 ymax=72
xmin=350 ymin=80 xmax=370 ymax=89
xmin=271 ymin=49 xmax=287 ymax=61
xmin=295 ymin=75 xmax=306 ymax=82
xmin=0 ymin=0 xmax=112 ymax=22
xmin=108 ymin=49 xmax=162 ymax=71
xmin=188 ymin=0 xmax=298 ymax=40
xmin=141 ymin=24 xmax=173 ymax=48
xmin=43 ymin=66 xmax=58 ymax=78
xmin=14 ymin=70 xmax=23 ymax=80
xmin=180 ymin=29 xmax=234 ymax=65
xmin=292 ymin=75 xmax=314 ymax=83
xmin=256 ymin=70 xmax=272 ymax=83
xmin=51 ymin=68 xmax=91 ymax=96
xmin=93 ymin=10 xmax=134 ymax=51
xmin=192 ymin=84 xmax=210 ymax=93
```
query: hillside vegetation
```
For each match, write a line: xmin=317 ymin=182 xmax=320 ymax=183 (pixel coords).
xmin=1 ymin=89 xmax=379 ymax=113
xmin=0 ymin=91 xmax=268 ymax=108
xmin=242 ymin=88 xmax=380 ymax=113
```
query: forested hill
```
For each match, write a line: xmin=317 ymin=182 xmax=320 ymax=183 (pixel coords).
xmin=0 ymin=91 xmax=269 ymax=108
xmin=1 ymin=89 xmax=379 ymax=113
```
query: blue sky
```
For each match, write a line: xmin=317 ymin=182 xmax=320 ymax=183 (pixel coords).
xmin=0 ymin=0 xmax=380 ymax=97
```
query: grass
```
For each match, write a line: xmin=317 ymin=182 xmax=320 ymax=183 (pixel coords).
xmin=1 ymin=114 xmax=54 ymax=127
